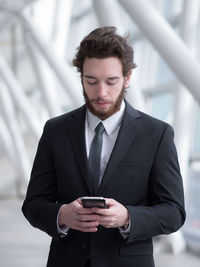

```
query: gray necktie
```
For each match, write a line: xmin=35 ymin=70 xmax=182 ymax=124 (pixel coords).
xmin=88 ymin=122 xmax=105 ymax=195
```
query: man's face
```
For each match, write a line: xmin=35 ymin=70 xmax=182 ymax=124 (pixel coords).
xmin=82 ymin=57 xmax=132 ymax=120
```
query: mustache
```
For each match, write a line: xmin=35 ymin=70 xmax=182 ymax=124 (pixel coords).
xmin=86 ymin=97 xmax=111 ymax=103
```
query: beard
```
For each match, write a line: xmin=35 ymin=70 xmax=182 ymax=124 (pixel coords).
xmin=83 ymin=84 xmax=126 ymax=120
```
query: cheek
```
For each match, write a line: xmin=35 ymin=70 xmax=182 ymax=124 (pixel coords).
xmin=112 ymin=84 xmax=124 ymax=97
xmin=83 ymin=84 xmax=92 ymax=95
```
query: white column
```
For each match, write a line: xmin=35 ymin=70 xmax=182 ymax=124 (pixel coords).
xmin=93 ymin=0 xmax=125 ymax=34
xmin=24 ymin=31 xmax=63 ymax=117
xmin=0 ymin=54 xmax=42 ymax=138
xmin=51 ymin=0 xmax=74 ymax=58
xmin=0 ymin=84 xmax=31 ymax=194
xmin=118 ymin=0 xmax=200 ymax=103
xmin=21 ymin=14 xmax=83 ymax=107
xmin=0 ymin=0 xmax=35 ymax=31
xmin=0 ymin=115 xmax=17 ymax=169
xmin=126 ymin=77 xmax=147 ymax=113
xmin=173 ymin=0 xmax=200 ymax=192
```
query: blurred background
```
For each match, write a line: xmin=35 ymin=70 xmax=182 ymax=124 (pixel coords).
xmin=0 ymin=0 xmax=200 ymax=266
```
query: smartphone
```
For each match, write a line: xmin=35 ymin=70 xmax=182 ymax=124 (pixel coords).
xmin=81 ymin=196 xmax=108 ymax=208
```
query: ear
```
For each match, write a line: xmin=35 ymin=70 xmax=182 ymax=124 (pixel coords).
xmin=124 ymin=70 xmax=132 ymax=88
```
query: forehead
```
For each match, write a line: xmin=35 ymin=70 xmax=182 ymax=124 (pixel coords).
xmin=83 ymin=57 xmax=123 ymax=77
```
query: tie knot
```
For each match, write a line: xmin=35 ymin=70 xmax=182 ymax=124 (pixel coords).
xmin=95 ymin=122 xmax=104 ymax=135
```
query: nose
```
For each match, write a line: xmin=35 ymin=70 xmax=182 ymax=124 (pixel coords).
xmin=97 ymin=82 xmax=107 ymax=98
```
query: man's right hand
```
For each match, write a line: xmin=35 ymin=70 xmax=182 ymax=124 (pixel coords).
xmin=58 ymin=198 xmax=100 ymax=232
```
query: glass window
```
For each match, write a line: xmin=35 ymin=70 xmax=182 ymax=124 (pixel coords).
xmin=150 ymin=92 xmax=174 ymax=122
xmin=184 ymin=163 xmax=200 ymax=245
xmin=193 ymin=107 xmax=200 ymax=153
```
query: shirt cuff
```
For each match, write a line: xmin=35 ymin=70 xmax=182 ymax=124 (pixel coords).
xmin=57 ymin=205 xmax=70 ymax=237
xmin=119 ymin=217 xmax=131 ymax=239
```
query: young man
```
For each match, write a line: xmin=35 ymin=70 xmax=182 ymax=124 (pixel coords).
xmin=22 ymin=27 xmax=186 ymax=267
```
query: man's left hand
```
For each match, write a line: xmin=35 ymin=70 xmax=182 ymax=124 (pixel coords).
xmin=91 ymin=198 xmax=129 ymax=228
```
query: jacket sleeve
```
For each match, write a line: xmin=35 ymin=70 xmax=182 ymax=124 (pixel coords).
xmin=22 ymin=121 xmax=62 ymax=240
xmin=126 ymin=124 xmax=186 ymax=243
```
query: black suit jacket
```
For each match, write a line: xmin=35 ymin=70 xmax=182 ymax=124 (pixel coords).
xmin=22 ymin=101 xmax=185 ymax=267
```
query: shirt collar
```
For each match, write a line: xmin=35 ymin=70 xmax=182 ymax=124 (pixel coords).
xmin=86 ymin=101 xmax=125 ymax=135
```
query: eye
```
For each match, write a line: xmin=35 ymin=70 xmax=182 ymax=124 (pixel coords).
xmin=107 ymin=81 xmax=116 ymax=86
xmin=107 ymin=78 xmax=119 ymax=86
xmin=87 ymin=80 xmax=97 ymax=85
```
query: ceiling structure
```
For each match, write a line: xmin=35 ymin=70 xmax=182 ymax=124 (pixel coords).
xmin=0 ymin=0 xmax=200 ymax=252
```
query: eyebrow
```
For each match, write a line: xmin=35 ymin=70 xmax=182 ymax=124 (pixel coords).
xmin=84 ymin=75 xmax=96 ymax=79
xmin=84 ymin=75 xmax=120 ymax=80
xmin=107 ymin=77 xmax=120 ymax=80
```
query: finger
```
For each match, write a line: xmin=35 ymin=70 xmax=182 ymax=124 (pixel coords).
xmin=104 ymin=198 xmax=116 ymax=206
xmin=74 ymin=203 xmax=94 ymax=214
xmin=91 ymin=207 xmax=112 ymax=215
xmin=78 ymin=208 xmax=94 ymax=214
xmin=74 ymin=212 xmax=94 ymax=223
xmin=77 ymin=198 xmax=82 ymax=204
xmin=98 ymin=220 xmax=114 ymax=228
xmin=98 ymin=215 xmax=113 ymax=224
xmin=99 ymin=219 xmax=118 ymax=228
xmin=78 ymin=214 xmax=100 ymax=222
xmin=76 ymin=220 xmax=99 ymax=229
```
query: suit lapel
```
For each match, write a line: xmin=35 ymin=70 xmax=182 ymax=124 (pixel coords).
xmin=98 ymin=102 xmax=142 ymax=194
xmin=67 ymin=105 xmax=92 ymax=194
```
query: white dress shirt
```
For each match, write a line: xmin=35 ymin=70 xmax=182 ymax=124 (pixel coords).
xmin=85 ymin=100 xmax=125 ymax=184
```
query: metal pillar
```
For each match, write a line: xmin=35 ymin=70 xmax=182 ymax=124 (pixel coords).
xmin=24 ymin=30 xmax=63 ymax=117
xmin=21 ymin=14 xmax=83 ymax=107
xmin=118 ymin=0 xmax=200 ymax=103
xmin=0 ymin=8 xmax=83 ymax=107
xmin=0 ymin=54 xmax=42 ymax=139
xmin=0 ymin=0 xmax=36 ymax=31
xmin=125 ymin=81 xmax=147 ymax=113
xmin=0 ymin=83 xmax=31 ymax=195
xmin=51 ymin=0 xmax=74 ymax=58
xmin=173 ymin=0 xmax=200 ymax=193
xmin=93 ymin=0 xmax=125 ymax=34
xmin=0 ymin=115 xmax=17 ymax=169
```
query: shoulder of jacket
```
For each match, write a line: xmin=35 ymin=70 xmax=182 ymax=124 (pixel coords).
xmin=136 ymin=110 xmax=173 ymax=132
xmin=45 ymin=105 xmax=86 ymax=127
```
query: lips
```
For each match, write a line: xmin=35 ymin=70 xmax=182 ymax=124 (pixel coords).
xmin=95 ymin=101 xmax=110 ymax=107
xmin=94 ymin=100 xmax=111 ymax=104
xmin=96 ymin=102 xmax=108 ymax=105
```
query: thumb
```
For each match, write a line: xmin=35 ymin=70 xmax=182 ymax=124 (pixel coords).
xmin=104 ymin=198 xmax=116 ymax=206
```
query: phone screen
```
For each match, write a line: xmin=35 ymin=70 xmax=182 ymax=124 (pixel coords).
xmin=81 ymin=197 xmax=107 ymax=208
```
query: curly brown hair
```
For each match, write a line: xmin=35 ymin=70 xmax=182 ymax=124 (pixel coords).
xmin=72 ymin=26 xmax=136 ymax=76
